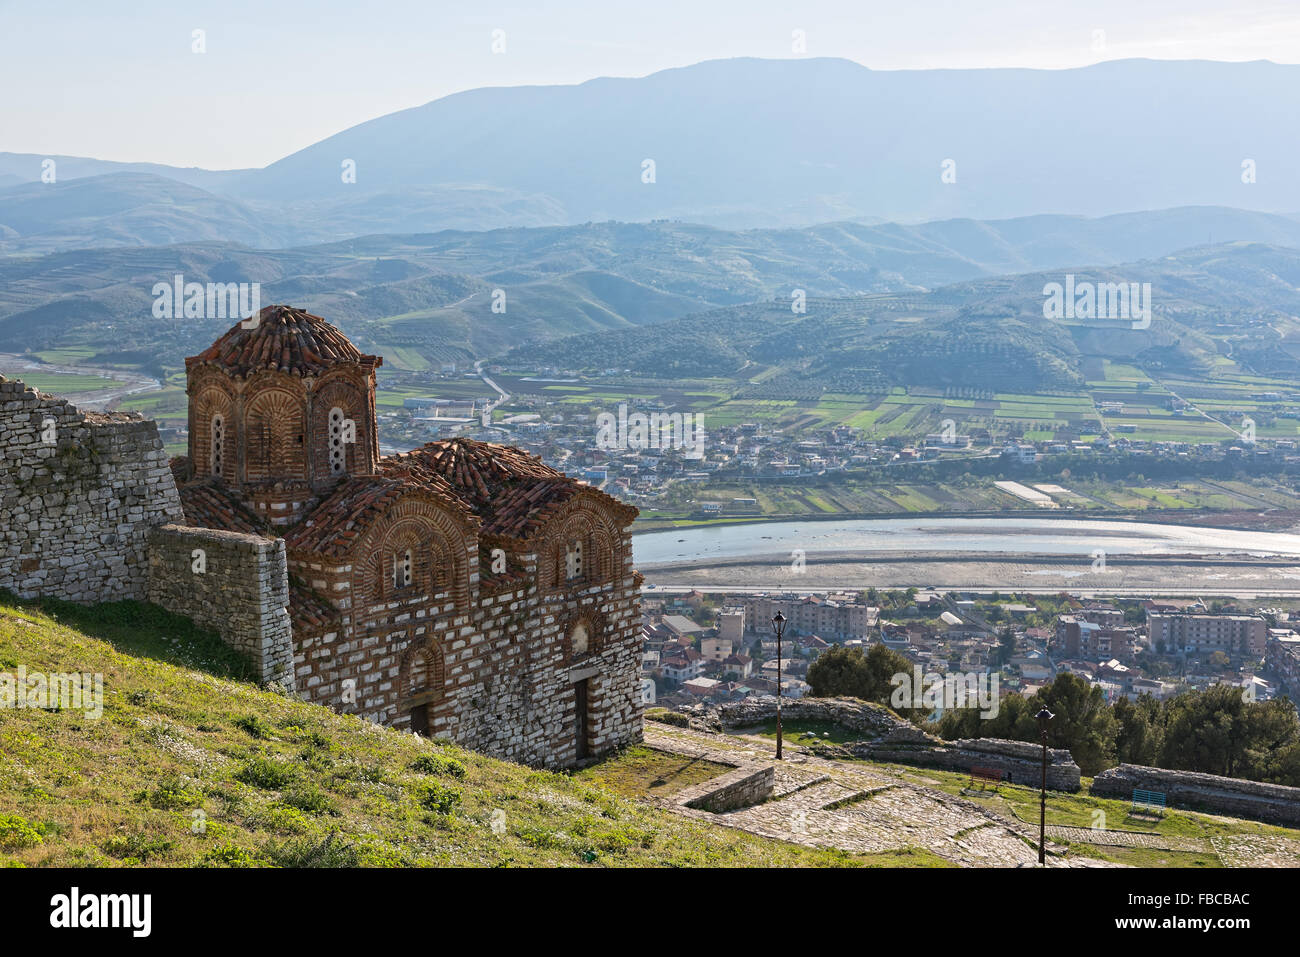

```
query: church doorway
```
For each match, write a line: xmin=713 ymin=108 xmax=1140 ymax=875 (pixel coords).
xmin=574 ymin=679 xmax=589 ymax=760
xmin=410 ymin=703 xmax=429 ymax=737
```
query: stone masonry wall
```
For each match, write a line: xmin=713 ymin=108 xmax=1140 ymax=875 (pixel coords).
xmin=1091 ymin=763 xmax=1300 ymax=826
xmin=0 ymin=376 xmax=183 ymax=601
xmin=682 ymin=765 xmax=775 ymax=812
xmin=856 ymin=738 xmax=1082 ymax=791
xmin=146 ymin=523 xmax=294 ymax=687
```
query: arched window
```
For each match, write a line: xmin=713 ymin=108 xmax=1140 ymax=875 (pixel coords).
xmin=210 ymin=414 xmax=225 ymax=477
xmin=565 ymin=539 xmax=583 ymax=581
xmin=328 ymin=406 xmax=347 ymax=475
xmin=570 ymin=621 xmax=590 ymax=656
xmin=394 ymin=548 xmax=413 ymax=590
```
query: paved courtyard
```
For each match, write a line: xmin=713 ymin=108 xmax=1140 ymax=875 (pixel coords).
xmin=642 ymin=723 xmax=1300 ymax=868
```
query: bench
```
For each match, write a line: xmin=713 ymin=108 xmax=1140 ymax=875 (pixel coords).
xmin=1131 ymin=788 xmax=1166 ymax=817
xmin=969 ymin=766 xmax=1006 ymax=791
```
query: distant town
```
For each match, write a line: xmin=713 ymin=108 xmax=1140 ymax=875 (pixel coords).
xmin=637 ymin=587 xmax=1300 ymax=714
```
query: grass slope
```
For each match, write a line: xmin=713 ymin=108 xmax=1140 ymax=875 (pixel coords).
xmin=0 ymin=596 xmax=872 ymax=868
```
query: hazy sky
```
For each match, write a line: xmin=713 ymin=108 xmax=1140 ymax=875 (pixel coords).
xmin=3 ymin=0 xmax=1299 ymax=169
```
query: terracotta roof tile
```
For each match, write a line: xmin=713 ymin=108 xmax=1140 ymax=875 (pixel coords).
xmin=185 ymin=305 xmax=380 ymax=379
xmin=176 ymin=481 xmax=270 ymax=535
xmin=289 ymin=578 xmax=340 ymax=632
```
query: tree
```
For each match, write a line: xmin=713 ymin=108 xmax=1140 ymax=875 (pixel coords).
xmin=994 ymin=626 xmax=1017 ymax=667
xmin=1113 ymin=693 xmax=1162 ymax=766
xmin=1031 ymin=673 xmax=1118 ymax=776
xmin=806 ymin=644 xmax=916 ymax=712
xmin=1158 ymin=685 xmax=1300 ymax=779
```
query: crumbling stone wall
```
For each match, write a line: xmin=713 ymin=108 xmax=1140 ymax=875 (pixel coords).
xmin=1091 ymin=763 xmax=1300 ymax=826
xmin=0 ymin=376 xmax=183 ymax=601
xmin=856 ymin=737 xmax=1082 ymax=791
xmin=715 ymin=695 xmax=937 ymax=744
xmin=704 ymin=695 xmax=1080 ymax=790
xmin=146 ymin=523 xmax=294 ymax=687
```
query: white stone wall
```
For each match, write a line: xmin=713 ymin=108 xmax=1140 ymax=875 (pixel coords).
xmin=146 ymin=523 xmax=294 ymax=687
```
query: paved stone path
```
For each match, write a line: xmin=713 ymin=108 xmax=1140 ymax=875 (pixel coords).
xmin=1210 ymin=835 xmax=1300 ymax=868
xmin=1046 ymin=825 xmax=1209 ymax=853
xmin=643 ymin=723 xmax=1118 ymax=867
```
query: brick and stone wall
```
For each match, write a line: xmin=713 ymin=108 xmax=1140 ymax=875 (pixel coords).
xmin=0 ymin=376 xmax=183 ymax=602
xmin=290 ymin=522 xmax=644 ymax=769
xmin=1091 ymin=763 xmax=1300 ymax=826
xmin=146 ymin=523 xmax=294 ymax=687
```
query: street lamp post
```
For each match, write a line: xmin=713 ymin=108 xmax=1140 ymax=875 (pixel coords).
xmin=1035 ymin=705 xmax=1055 ymax=865
xmin=771 ymin=611 xmax=786 ymax=760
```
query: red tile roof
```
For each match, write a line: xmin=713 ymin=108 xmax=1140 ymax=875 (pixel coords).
xmin=289 ymin=578 xmax=340 ymax=632
xmin=185 ymin=305 xmax=380 ymax=379
xmin=285 ymin=473 xmax=475 ymax=557
xmin=177 ymin=481 xmax=269 ymax=535
xmin=382 ymin=438 xmax=637 ymax=540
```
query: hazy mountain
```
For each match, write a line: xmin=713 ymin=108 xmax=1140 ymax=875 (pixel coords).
xmin=507 ymin=242 xmax=1300 ymax=391
xmin=3 ymin=212 xmax=1299 ymax=379
xmin=4 ymin=58 xmax=1299 ymax=236
xmin=0 ymin=153 xmax=249 ymax=192
xmin=226 ymin=57 xmax=1300 ymax=226
xmin=0 ymin=174 xmax=293 ymax=253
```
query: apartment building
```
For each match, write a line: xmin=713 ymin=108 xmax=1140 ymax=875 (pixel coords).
xmin=1147 ymin=613 xmax=1267 ymax=658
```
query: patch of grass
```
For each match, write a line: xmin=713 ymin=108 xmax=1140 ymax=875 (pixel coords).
xmin=575 ymin=746 xmax=732 ymax=799
xmin=0 ymin=595 xmax=914 ymax=867
xmin=236 ymin=757 xmax=298 ymax=791
xmin=416 ymin=781 xmax=462 ymax=815
xmin=0 ymin=814 xmax=44 ymax=850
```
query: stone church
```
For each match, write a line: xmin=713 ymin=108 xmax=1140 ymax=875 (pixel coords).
xmin=171 ymin=305 xmax=644 ymax=767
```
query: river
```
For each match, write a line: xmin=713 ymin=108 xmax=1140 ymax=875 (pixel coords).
xmin=633 ymin=516 xmax=1300 ymax=566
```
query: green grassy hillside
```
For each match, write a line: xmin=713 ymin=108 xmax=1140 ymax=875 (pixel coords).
xmin=0 ymin=595 xmax=871 ymax=868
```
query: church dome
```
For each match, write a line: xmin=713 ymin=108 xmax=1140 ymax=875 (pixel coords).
xmin=186 ymin=305 xmax=379 ymax=379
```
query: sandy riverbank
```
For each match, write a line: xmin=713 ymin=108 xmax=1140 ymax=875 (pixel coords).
xmin=638 ymin=550 xmax=1300 ymax=597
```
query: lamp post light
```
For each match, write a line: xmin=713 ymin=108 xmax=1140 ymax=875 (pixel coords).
xmin=771 ymin=611 xmax=786 ymax=760
xmin=1035 ymin=705 xmax=1055 ymax=865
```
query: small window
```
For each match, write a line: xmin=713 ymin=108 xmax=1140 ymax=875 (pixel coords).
xmin=210 ymin=414 xmax=225 ymax=477
xmin=394 ymin=549 xmax=413 ymax=589
xmin=328 ymin=407 xmax=347 ymax=475
xmin=565 ymin=540 xmax=583 ymax=581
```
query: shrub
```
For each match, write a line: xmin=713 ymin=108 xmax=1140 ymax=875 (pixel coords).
xmin=102 ymin=833 xmax=174 ymax=862
xmin=0 ymin=814 xmax=43 ymax=850
xmin=236 ymin=757 xmax=297 ymax=790
xmin=146 ymin=775 xmax=203 ymax=811
xmin=410 ymin=754 xmax=466 ymax=778
xmin=417 ymin=781 xmax=462 ymax=815
xmin=263 ymin=832 xmax=360 ymax=868
xmin=281 ymin=783 xmax=339 ymax=816
xmin=234 ymin=715 xmax=275 ymax=739
xmin=198 ymin=843 xmax=262 ymax=868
